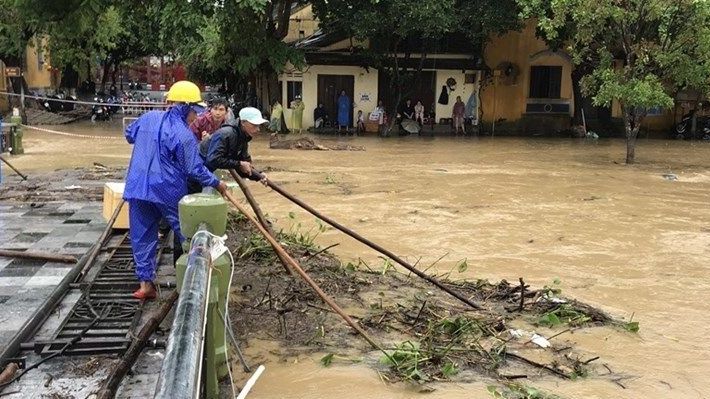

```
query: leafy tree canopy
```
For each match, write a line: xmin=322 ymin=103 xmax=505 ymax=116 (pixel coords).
xmin=519 ymin=0 xmax=710 ymax=162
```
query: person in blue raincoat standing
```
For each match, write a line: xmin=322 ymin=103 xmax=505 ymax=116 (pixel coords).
xmin=123 ymin=80 xmax=228 ymax=300
xmin=337 ymin=90 xmax=351 ymax=133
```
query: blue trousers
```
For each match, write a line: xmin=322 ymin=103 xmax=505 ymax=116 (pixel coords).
xmin=128 ymin=199 xmax=184 ymax=282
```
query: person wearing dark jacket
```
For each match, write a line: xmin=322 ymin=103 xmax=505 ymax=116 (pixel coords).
xmin=197 ymin=107 xmax=269 ymax=185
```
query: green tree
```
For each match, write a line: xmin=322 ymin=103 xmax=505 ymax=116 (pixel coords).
xmin=159 ymin=0 xmax=306 ymax=107
xmin=45 ymin=5 xmax=124 ymax=90
xmin=519 ymin=0 xmax=710 ymax=163
xmin=0 ymin=0 xmax=40 ymax=95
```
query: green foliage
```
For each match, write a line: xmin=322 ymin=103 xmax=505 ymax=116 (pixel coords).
xmin=487 ymin=383 xmax=564 ymax=399
xmin=623 ymin=321 xmax=640 ymax=333
xmin=0 ymin=0 xmax=36 ymax=63
xmin=433 ymin=316 xmax=480 ymax=337
xmin=46 ymin=5 xmax=125 ymax=70
xmin=622 ymin=313 xmax=639 ymax=333
xmin=320 ymin=352 xmax=362 ymax=367
xmin=324 ymin=174 xmax=338 ymax=185
xmin=279 ymin=214 xmax=329 ymax=251
xmin=536 ymin=304 xmax=591 ymax=328
xmin=441 ymin=361 xmax=459 ymax=377
xmin=541 ymin=278 xmax=562 ymax=297
xmin=380 ymin=341 xmax=431 ymax=382
xmin=582 ymin=54 xmax=674 ymax=110
xmin=320 ymin=353 xmax=335 ymax=367
xmin=160 ymin=0 xmax=306 ymax=89
xmin=239 ymin=233 xmax=273 ymax=259
xmin=380 ymin=257 xmax=394 ymax=275
xmin=519 ymin=0 xmax=710 ymax=162
xmin=456 ymin=258 xmax=469 ymax=273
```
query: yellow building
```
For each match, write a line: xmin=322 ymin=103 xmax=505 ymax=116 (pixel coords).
xmin=1 ymin=38 xmax=56 ymax=112
xmin=279 ymin=11 xmax=676 ymax=135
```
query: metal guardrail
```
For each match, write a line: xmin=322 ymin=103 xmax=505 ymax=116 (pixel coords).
xmin=154 ymin=224 xmax=213 ymax=399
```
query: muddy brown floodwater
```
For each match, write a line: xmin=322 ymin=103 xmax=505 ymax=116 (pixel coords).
xmin=8 ymin=120 xmax=710 ymax=398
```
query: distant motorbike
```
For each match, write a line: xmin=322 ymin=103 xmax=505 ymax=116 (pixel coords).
xmin=42 ymin=94 xmax=64 ymax=113
xmin=91 ymin=96 xmax=111 ymax=122
xmin=673 ymin=110 xmax=710 ymax=140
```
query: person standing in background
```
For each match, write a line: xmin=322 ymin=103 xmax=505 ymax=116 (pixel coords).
xmin=337 ymin=90 xmax=351 ymax=133
xmin=452 ymin=95 xmax=466 ymax=135
xmin=290 ymin=95 xmax=305 ymax=134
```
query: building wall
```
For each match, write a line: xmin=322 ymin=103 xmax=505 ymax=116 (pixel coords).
xmin=610 ymin=90 xmax=675 ymax=132
xmin=24 ymin=38 xmax=53 ymax=90
xmin=285 ymin=5 xmax=319 ymax=43
xmin=434 ymin=70 xmax=481 ymax=122
xmin=280 ymin=64 xmax=379 ymax=128
xmin=481 ymin=21 xmax=573 ymax=128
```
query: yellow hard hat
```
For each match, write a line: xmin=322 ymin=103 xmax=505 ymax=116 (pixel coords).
xmin=165 ymin=80 xmax=202 ymax=103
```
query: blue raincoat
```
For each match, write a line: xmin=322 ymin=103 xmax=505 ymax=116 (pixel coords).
xmin=337 ymin=94 xmax=351 ymax=127
xmin=123 ymin=105 xmax=220 ymax=282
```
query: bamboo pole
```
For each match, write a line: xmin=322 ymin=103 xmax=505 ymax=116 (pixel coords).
xmin=229 ymin=170 xmax=293 ymax=276
xmin=229 ymin=170 xmax=272 ymax=235
xmin=0 ymin=155 xmax=27 ymax=180
xmin=220 ymin=190 xmax=384 ymax=352
xmin=96 ymin=291 xmax=179 ymax=399
xmin=264 ymin=180 xmax=482 ymax=310
xmin=0 ymin=249 xmax=77 ymax=264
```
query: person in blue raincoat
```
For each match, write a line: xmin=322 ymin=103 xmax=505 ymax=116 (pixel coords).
xmin=337 ymin=90 xmax=351 ymax=133
xmin=123 ymin=80 xmax=228 ymax=300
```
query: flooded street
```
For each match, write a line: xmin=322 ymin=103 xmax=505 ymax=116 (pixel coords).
xmin=9 ymin=121 xmax=710 ymax=398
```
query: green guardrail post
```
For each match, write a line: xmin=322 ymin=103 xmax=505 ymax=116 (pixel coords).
xmin=176 ymin=192 xmax=230 ymax=399
xmin=9 ymin=115 xmax=23 ymax=155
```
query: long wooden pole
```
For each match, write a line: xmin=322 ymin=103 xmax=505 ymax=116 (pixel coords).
xmin=264 ymin=180 xmax=482 ymax=310
xmin=0 ymin=155 xmax=27 ymax=180
xmin=229 ymin=170 xmax=293 ymax=276
xmin=96 ymin=291 xmax=179 ymax=399
xmin=0 ymin=249 xmax=77 ymax=264
xmin=229 ymin=170 xmax=272 ymax=235
xmin=221 ymin=190 xmax=384 ymax=351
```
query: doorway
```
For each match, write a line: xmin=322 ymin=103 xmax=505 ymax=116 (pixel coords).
xmin=317 ymin=74 xmax=355 ymax=127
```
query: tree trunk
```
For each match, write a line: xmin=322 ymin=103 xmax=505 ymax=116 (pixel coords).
xmin=624 ymin=108 xmax=643 ymax=164
xmin=571 ymin=67 xmax=585 ymax=126
xmin=100 ymin=59 xmax=111 ymax=93
xmin=59 ymin=65 xmax=79 ymax=91
xmin=112 ymin=62 xmax=119 ymax=87
xmin=691 ymin=106 xmax=698 ymax=138
xmin=625 ymin=128 xmax=638 ymax=164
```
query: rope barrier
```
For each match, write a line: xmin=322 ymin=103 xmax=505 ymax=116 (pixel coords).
xmin=0 ymin=91 xmax=169 ymax=108
xmin=20 ymin=124 xmax=123 ymax=140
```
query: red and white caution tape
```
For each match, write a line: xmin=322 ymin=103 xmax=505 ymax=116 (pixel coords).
xmin=0 ymin=91 xmax=169 ymax=108
xmin=21 ymin=124 xmax=123 ymax=140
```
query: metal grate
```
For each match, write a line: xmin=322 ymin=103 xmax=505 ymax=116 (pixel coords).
xmin=30 ymin=232 xmax=167 ymax=357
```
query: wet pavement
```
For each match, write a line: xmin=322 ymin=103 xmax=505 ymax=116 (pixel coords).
xmin=0 ymin=201 xmax=104 ymax=349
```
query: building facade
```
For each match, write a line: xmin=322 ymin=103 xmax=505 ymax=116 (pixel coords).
xmin=279 ymin=8 xmax=676 ymax=135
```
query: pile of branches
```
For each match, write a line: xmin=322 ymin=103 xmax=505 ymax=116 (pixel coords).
xmin=225 ymin=212 xmax=636 ymax=388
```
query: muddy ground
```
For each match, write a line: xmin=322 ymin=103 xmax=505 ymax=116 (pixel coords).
xmin=0 ymin=164 xmax=124 ymax=202
xmin=225 ymin=213 xmax=636 ymax=393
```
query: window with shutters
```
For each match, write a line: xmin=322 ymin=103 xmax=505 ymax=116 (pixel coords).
xmin=529 ymin=66 xmax=562 ymax=99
